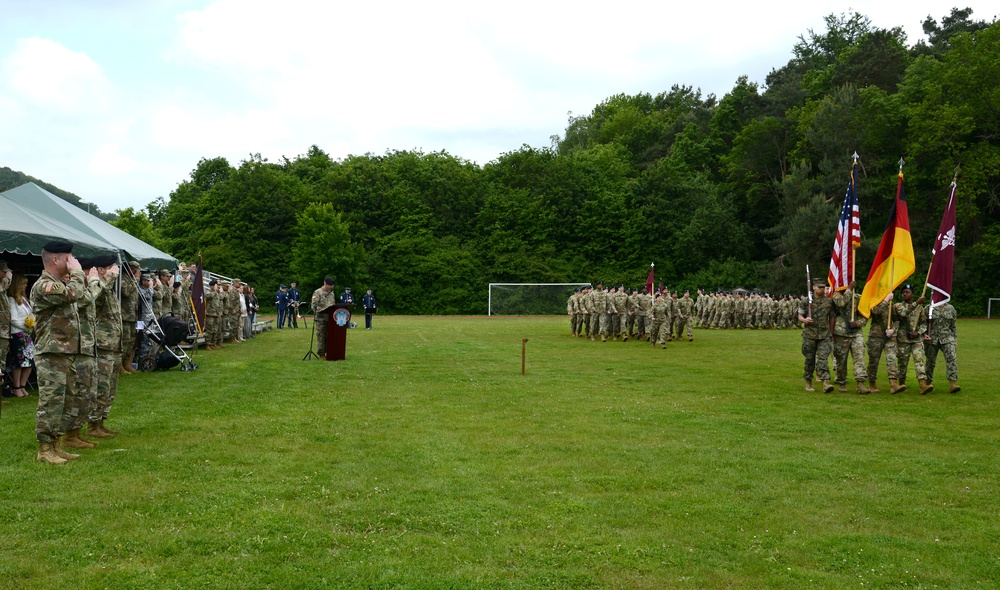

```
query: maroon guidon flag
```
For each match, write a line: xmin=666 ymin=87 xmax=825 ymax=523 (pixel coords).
xmin=645 ymin=263 xmax=655 ymax=294
xmin=927 ymin=180 xmax=958 ymax=315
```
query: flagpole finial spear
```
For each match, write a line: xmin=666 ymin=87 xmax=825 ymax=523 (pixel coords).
xmin=953 ymin=164 xmax=961 ymax=184
xmin=898 ymin=157 xmax=905 ymax=172
xmin=852 ymin=151 xmax=859 ymax=163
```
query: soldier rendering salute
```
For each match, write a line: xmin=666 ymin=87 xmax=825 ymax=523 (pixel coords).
xmin=30 ymin=241 xmax=88 ymax=465
xmin=798 ymin=278 xmax=835 ymax=393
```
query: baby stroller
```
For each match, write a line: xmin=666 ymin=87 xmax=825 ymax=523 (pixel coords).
xmin=139 ymin=315 xmax=198 ymax=372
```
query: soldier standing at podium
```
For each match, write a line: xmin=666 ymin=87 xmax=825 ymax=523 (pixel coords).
xmin=310 ymin=277 xmax=338 ymax=359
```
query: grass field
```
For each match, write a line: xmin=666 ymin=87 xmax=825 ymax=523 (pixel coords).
xmin=1 ymin=316 xmax=998 ymax=589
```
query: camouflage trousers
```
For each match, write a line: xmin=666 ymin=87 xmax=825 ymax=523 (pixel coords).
xmin=589 ymin=313 xmax=610 ymax=337
xmin=315 ymin=318 xmax=328 ymax=355
xmin=569 ymin=314 xmax=577 ymax=335
xmin=674 ymin=317 xmax=692 ymax=340
xmin=866 ymin=336 xmax=899 ymax=380
xmin=924 ymin=340 xmax=958 ymax=383
xmin=581 ymin=313 xmax=591 ymax=337
xmin=625 ymin=314 xmax=636 ymax=336
xmin=68 ymin=355 xmax=98 ymax=431
xmin=833 ymin=333 xmax=867 ymax=384
xmin=35 ymin=352 xmax=77 ymax=443
xmin=650 ymin=320 xmax=667 ymax=345
xmin=0 ymin=337 xmax=8 ymax=371
xmin=205 ymin=314 xmax=222 ymax=346
xmin=91 ymin=349 xmax=121 ymax=422
xmin=635 ymin=315 xmax=648 ymax=339
xmin=610 ymin=313 xmax=621 ymax=336
xmin=121 ymin=321 xmax=137 ymax=361
xmin=802 ymin=336 xmax=832 ymax=382
xmin=573 ymin=313 xmax=585 ymax=336
xmin=896 ymin=340 xmax=929 ymax=382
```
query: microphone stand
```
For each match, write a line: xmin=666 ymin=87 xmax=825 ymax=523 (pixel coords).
xmin=302 ymin=305 xmax=319 ymax=360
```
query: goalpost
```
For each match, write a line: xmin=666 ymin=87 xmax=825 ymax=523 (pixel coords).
xmin=488 ymin=282 xmax=591 ymax=316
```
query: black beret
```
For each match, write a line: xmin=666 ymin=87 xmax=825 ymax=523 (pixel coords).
xmin=93 ymin=254 xmax=117 ymax=267
xmin=43 ymin=240 xmax=73 ymax=253
xmin=173 ymin=281 xmax=181 ymax=289
xmin=209 ymin=279 xmax=218 ymax=286
xmin=902 ymin=284 xmax=913 ymax=291
xmin=324 ymin=277 xmax=336 ymax=286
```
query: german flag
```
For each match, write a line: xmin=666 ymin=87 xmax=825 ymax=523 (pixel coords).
xmin=858 ymin=170 xmax=916 ymax=317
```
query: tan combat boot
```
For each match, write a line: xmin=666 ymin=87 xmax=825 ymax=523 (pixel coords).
xmin=856 ymin=382 xmax=870 ymax=394
xmin=53 ymin=440 xmax=80 ymax=461
xmin=868 ymin=380 xmax=880 ymax=393
xmin=949 ymin=381 xmax=961 ymax=393
xmin=87 ymin=421 xmax=114 ymax=439
xmin=889 ymin=379 xmax=906 ymax=394
xmin=62 ymin=429 xmax=97 ymax=449
xmin=622 ymin=335 xmax=629 ymax=342
xmin=805 ymin=380 xmax=815 ymax=392
xmin=919 ymin=379 xmax=935 ymax=395
xmin=838 ymin=383 xmax=848 ymax=393
xmin=37 ymin=442 xmax=68 ymax=465
xmin=822 ymin=381 xmax=835 ymax=393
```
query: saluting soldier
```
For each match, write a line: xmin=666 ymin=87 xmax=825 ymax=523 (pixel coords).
xmin=204 ymin=279 xmax=224 ymax=350
xmin=61 ymin=256 xmax=103 ymax=451
xmin=88 ymin=255 xmax=124 ymax=438
xmin=119 ymin=261 xmax=140 ymax=374
xmin=30 ymin=241 xmax=88 ymax=465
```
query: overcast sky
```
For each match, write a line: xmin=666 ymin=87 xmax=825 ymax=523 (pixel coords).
xmin=1 ymin=0 xmax=995 ymax=213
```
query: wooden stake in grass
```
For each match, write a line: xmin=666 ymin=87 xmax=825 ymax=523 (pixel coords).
xmin=521 ymin=338 xmax=528 ymax=375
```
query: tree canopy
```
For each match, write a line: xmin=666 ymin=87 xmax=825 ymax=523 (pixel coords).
xmin=132 ymin=9 xmax=998 ymax=316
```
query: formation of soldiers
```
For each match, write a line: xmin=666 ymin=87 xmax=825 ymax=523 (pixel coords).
xmin=203 ymin=276 xmax=249 ymax=350
xmin=567 ymin=284 xmax=805 ymax=347
xmin=799 ymin=280 xmax=961 ymax=395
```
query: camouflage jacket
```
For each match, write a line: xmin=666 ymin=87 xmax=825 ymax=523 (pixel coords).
xmin=798 ymin=294 xmax=833 ymax=340
xmin=866 ymin=300 xmax=895 ymax=339
xmin=205 ymin=289 xmax=224 ymax=317
xmin=612 ymin=292 xmax=628 ymax=314
xmin=311 ymin=287 xmax=339 ymax=317
xmin=96 ymin=275 xmax=124 ymax=352
xmin=636 ymin=293 xmax=652 ymax=317
xmin=892 ymin=300 xmax=926 ymax=343
xmin=831 ymin=289 xmax=868 ymax=337
xmin=120 ymin=274 xmax=139 ymax=322
xmin=77 ymin=276 xmax=101 ymax=357
xmin=925 ymin=303 xmax=957 ymax=345
xmin=0 ymin=272 xmax=10 ymax=339
xmin=30 ymin=269 xmax=86 ymax=355
xmin=591 ymin=289 xmax=614 ymax=314
xmin=677 ymin=296 xmax=694 ymax=318
xmin=172 ymin=289 xmax=186 ymax=317
xmin=651 ymin=299 xmax=667 ymax=322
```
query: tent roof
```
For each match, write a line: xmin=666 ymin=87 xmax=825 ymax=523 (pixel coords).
xmin=0 ymin=182 xmax=177 ymax=269
xmin=0 ymin=194 xmax=118 ymax=257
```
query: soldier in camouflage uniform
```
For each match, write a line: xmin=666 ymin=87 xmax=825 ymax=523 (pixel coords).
xmin=311 ymin=277 xmax=339 ymax=359
xmin=635 ymin=287 xmax=652 ymax=341
xmin=864 ymin=295 xmax=902 ymax=393
xmin=676 ymin=289 xmax=694 ymax=342
xmin=893 ymin=285 xmax=933 ymax=394
xmin=798 ymin=279 xmax=835 ymax=393
xmin=30 ymin=241 xmax=88 ymax=465
xmin=87 ymin=256 xmax=124 ymax=438
xmin=624 ymin=288 xmax=638 ymax=340
xmin=119 ymin=261 xmax=140 ymax=374
xmin=649 ymin=292 xmax=668 ymax=348
xmin=923 ymin=301 xmax=960 ymax=393
xmin=153 ymin=269 xmax=169 ymax=318
xmin=204 ymin=280 xmax=223 ymax=349
xmin=567 ymin=288 xmax=580 ymax=336
xmin=612 ymin=285 xmax=628 ymax=340
xmin=831 ymin=283 xmax=870 ymax=394
xmin=59 ymin=256 xmax=103 ymax=451
xmin=589 ymin=282 xmax=615 ymax=342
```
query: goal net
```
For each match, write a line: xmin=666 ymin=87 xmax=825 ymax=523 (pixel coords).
xmin=488 ymin=283 xmax=591 ymax=316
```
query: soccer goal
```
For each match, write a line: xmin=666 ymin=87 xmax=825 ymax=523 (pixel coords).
xmin=488 ymin=283 xmax=591 ymax=316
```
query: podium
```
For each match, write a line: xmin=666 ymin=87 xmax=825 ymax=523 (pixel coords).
xmin=322 ymin=304 xmax=354 ymax=361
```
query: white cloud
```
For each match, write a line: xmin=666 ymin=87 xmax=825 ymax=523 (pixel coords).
xmin=3 ymin=37 xmax=112 ymax=114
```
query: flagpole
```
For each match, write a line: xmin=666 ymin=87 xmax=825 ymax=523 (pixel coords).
xmin=850 ymin=151 xmax=859 ymax=322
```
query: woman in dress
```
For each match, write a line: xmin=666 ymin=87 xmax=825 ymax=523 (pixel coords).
xmin=7 ymin=274 xmax=35 ymax=397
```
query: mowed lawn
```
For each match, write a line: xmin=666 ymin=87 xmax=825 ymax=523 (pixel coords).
xmin=1 ymin=316 xmax=998 ymax=589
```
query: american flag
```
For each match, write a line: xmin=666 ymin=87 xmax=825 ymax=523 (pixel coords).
xmin=828 ymin=161 xmax=861 ymax=291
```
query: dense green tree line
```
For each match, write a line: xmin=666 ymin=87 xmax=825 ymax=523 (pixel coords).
xmin=128 ymin=9 xmax=998 ymax=315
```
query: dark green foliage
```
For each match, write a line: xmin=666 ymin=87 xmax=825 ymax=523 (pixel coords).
xmin=112 ymin=11 xmax=999 ymax=314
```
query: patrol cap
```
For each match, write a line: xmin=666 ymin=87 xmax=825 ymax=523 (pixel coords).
xmin=158 ymin=269 xmax=172 ymax=277
xmin=140 ymin=273 xmax=153 ymax=281
xmin=128 ymin=260 xmax=141 ymax=271
xmin=180 ymin=268 xmax=190 ymax=274
xmin=43 ymin=240 xmax=73 ymax=253
xmin=220 ymin=280 xmax=231 ymax=286
xmin=0 ymin=259 xmax=9 ymax=272
xmin=233 ymin=278 xmax=242 ymax=284
xmin=812 ymin=279 xmax=827 ymax=288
